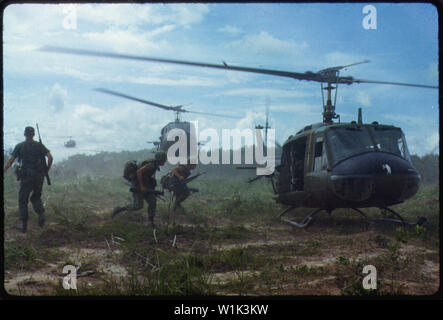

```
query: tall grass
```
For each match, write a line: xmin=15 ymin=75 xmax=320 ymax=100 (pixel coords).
xmin=3 ymin=171 xmax=439 ymax=296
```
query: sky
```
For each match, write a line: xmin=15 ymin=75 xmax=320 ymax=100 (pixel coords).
xmin=2 ymin=3 xmax=439 ymax=162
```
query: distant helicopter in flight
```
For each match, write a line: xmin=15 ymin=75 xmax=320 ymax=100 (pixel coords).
xmin=94 ymin=88 xmax=239 ymax=155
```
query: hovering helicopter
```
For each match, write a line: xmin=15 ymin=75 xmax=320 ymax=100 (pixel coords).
xmin=51 ymin=135 xmax=76 ymax=148
xmin=94 ymin=88 xmax=238 ymax=154
xmin=42 ymin=46 xmax=438 ymax=228
xmin=64 ymin=136 xmax=76 ymax=148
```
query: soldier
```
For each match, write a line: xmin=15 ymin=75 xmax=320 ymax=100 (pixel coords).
xmin=3 ymin=126 xmax=53 ymax=233
xmin=170 ymin=162 xmax=197 ymax=213
xmin=112 ymin=151 xmax=167 ymax=228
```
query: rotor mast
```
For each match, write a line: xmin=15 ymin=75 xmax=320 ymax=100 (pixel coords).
xmin=255 ymin=100 xmax=271 ymax=147
xmin=175 ymin=110 xmax=181 ymax=122
xmin=321 ymin=81 xmax=340 ymax=124
xmin=42 ymin=47 xmax=438 ymax=125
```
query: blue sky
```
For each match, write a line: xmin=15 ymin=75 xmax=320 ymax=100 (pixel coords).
xmin=2 ymin=3 xmax=439 ymax=161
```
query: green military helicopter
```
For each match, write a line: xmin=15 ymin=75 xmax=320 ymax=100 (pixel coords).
xmin=64 ymin=136 xmax=76 ymax=148
xmin=94 ymin=88 xmax=238 ymax=154
xmin=50 ymin=135 xmax=76 ymax=148
xmin=42 ymin=46 xmax=438 ymax=228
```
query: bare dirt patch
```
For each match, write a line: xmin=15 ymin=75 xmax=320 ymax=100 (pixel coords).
xmin=4 ymin=203 xmax=440 ymax=296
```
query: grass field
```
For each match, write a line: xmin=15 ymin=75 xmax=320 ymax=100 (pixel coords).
xmin=3 ymin=171 xmax=440 ymax=296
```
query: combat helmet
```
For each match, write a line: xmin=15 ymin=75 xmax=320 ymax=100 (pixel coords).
xmin=24 ymin=126 xmax=35 ymax=137
xmin=155 ymin=151 xmax=167 ymax=163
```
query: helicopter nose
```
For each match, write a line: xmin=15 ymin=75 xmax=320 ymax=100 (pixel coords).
xmin=330 ymin=152 xmax=420 ymax=204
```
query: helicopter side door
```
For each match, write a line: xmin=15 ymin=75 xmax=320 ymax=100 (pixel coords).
xmin=273 ymin=136 xmax=307 ymax=194
xmin=305 ymin=133 xmax=329 ymax=194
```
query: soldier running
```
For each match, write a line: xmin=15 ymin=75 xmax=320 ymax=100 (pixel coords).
xmin=111 ymin=151 xmax=167 ymax=228
xmin=170 ymin=163 xmax=197 ymax=213
xmin=3 ymin=126 xmax=53 ymax=233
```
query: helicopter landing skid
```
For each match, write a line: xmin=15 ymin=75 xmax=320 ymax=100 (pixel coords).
xmin=374 ymin=207 xmax=427 ymax=227
xmin=278 ymin=206 xmax=426 ymax=229
xmin=278 ymin=207 xmax=369 ymax=229
xmin=278 ymin=207 xmax=324 ymax=229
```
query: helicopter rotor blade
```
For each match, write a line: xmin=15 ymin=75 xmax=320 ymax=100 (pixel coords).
xmin=41 ymin=46 xmax=313 ymax=81
xmin=42 ymin=46 xmax=438 ymax=89
xmin=94 ymin=88 xmax=182 ymax=111
xmin=317 ymin=60 xmax=371 ymax=73
xmin=95 ymin=88 xmax=239 ymax=119
xmin=339 ymin=59 xmax=371 ymax=69
xmin=349 ymin=78 xmax=438 ymax=89
xmin=183 ymin=109 xmax=241 ymax=119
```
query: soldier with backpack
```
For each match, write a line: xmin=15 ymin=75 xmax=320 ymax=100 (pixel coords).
xmin=161 ymin=162 xmax=199 ymax=213
xmin=111 ymin=151 xmax=167 ymax=228
xmin=3 ymin=126 xmax=53 ymax=233
xmin=170 ymin=163 xmax=197 ymax=213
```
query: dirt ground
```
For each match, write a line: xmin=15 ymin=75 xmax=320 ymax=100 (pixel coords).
xmin=3 ymin=208 xmax=440 ymax=297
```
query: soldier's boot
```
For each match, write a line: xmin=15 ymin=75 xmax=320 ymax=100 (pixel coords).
xmin=147 ymin=217 xmax=156 ymax=229
xmin=111 ymin=206 xmax=126 ymax=219
xmin=38 ymin=213 xmax=45 ymax=228
xmin=178 ymin=205 xmax=186 ymax=214
xmin=14 ymin=219 xmax=27 ymax=233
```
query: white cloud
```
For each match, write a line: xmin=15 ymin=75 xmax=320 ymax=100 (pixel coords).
xmin=216 ymin=88 xmax=313 ymax=99
xmin=426 ymin=132 xmax=439 ymax=154
xmin=3 ymin=4 xmax=63 ymax=37
xmin=269 ymin=103 xmax=322 ymax=115
xmin=38 ymin=101 xmax=173 ymax=159
xmin=48 ymin=83 xmax=68 ymax=112
xmin=225 ymin=31 xmax=308 ymax=57
xmin=323 ymin=52 xmax=369 ymax=70
xmin=355 ymin=91 xmax=371 ymax=107
xmin=235 ymin=110 xmax=264 ymax=131
xmin=168 ymin=4 xmax=209 ymax=26
xmin=3 ymin=3 xmax=437 ymax=162
xmin=77 ymin=4 xmax=154 ymax=27
xmin=123 ymin=75 xmax=223 ymax=87
xmin=218 ymin=25 xmax=242 ymax=35
xmin=75 ymin=3 xmax=209 ymax=28
xmin=81 ymin=29 xmax=166 ymax=54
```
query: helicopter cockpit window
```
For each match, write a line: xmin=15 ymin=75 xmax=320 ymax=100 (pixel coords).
xmin=326 ymin=128 xmax=374 ymax=165
xmin=369 ymin=127 xmax=411 ymax=161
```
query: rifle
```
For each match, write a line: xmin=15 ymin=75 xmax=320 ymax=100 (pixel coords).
xmin=36 ymin=124 xmax=51 ymax=185
xmin=236 ymin=166 xmax=271 ymax=184
xmin=145 ymin=189 xmax=165 ymax=201
xmin=166 ymin=172 xmax=205 ymax=190
xmin=126 ymin=182 xmax=165 ymax=201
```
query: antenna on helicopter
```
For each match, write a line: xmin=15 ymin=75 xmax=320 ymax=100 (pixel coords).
xmin=255 ymin=98 xmax=271 ymax=147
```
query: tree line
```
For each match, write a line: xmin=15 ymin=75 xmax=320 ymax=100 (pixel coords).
xmin=3 ymin=146 xmax=439 ymax=185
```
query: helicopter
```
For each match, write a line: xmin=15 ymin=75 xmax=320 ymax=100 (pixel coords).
xmin=50 ymin=135 xmax=76 ymax=148
xmin=94 ymin=88 xmax=238 ymax=154
xmin=64 ymin=136 xmax=76 ymax=148
xmin=41 ymin=46 xmax=438 ymax=228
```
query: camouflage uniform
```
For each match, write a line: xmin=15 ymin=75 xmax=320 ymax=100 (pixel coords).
xmin=12 ymin=138 xmax=50 ymax=230
xmin=171 ymin=165 xmax=193 ymax=211
xmin=112 ymin=152 xmax=166 ymax=227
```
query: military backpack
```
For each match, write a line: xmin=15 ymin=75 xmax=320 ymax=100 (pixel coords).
xmin=123 ymin=159 xmax=157 ymax=182
xmin=123 ymin=160 xmax=139 ymax=181
xmin=160 ymin=173 xmax=173 ymax=188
